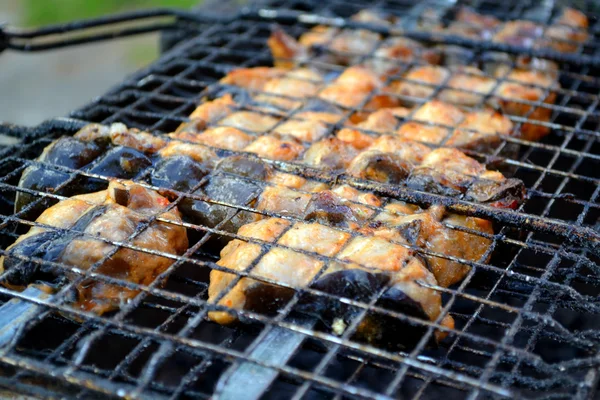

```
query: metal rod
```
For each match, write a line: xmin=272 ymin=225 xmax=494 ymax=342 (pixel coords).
xmin=215 ymin=315 xmax=317 ymax=400
xmin=0 ymin=286 xmax=52 ymax=349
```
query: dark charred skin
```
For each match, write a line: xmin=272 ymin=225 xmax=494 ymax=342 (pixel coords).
xmin=407 ymin=172 xmax=524 ymax=209
xmin=304 ymin=269 xmax=431 ymax=351
xmin=81 ymin=146 xmax=152 ymax=194
xmin=466 ymin=178 xmax=525 ymax=209
xmin=367 ymin=285 xmax=432 ymax=350
xmin=215 ymin=155 xmax=273 ymax=181
xmin=303 ymin=191 xmax=362 ymax=227
xmin=2 ymin=231 xmax=63 ymax=287
xmin=2 ymin=206 xmax=108 ymax=287
xmin=16 ymin=168 xmax=69 ymax=216
xmin=347 ymin=152 xmax=412 ymax=184
xmin=180 ymin=173 xmax=263 ymax=243
xmin=406 ymin=172 xmax=465 ymax=198
xmin=150 ymin=155 xmax=210 ymax=194
xmin=17 ymin=144 xmax=152 ymax=215
xmin=242 ymin=282 xmax=296 ymax=319
xmin=15 ymin=138 xmax=104 ymax=214
xmin=43 ymin=137 xmax=104 ymax=169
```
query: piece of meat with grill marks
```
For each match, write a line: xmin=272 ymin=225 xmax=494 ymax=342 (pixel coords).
xmin=396 ymin=100 xmax=513 ymax=151
xmin=319 ymin=66 xmax=400 ymax=118
xmin=491 ymin=67 xmax=557 ymax=141
xmin=367 ymin=135 xmax=431 ymax=165
xmin=493 ymin=20 xmax=544 ymax=48
xmin=155 ymin=142 xmax=217 ymax=168
xmin=304 ymin=188 xmax=379 ymax=230
xmin=367 ymin=37 xmax=441 ymax=76
xmin=1 ymin=181 xmax=188 ymax=315
xmin=254 ymin=68 xmax=325 ymax=111
xmin=244 ymin=134 xmax=304 ymax=161
xmin=170 ymin=126 xmax=254 ymax=152
xmin=217 ymin=67 xmax=326 ymax=113
xmin=450 ymin=6 xmax=500 ymax=39
xmin=491 ymin=8 xmax=588 ymax=53
xmin=337 ymin=108 xmax=409 ymax=150
xmin=217 ymin=111 xmax=280 ymax=133
xmin=17 ymin=123 xmax=157 ymax=217
xmin=407 ymin=148 xmax=524 ymax=208
xmin=302 ymin=137 xmax=360 ymax=170
xmin=220 ymin=67 xmax=288 ymax=91
xmin=268 ymin=28 xmax=309 ymax=69
xmin=256 ymin=185 xmax=313 ymax=218
xmin=208 ymin=217 xmax=454 ymax=348
xmin=177 ymin=94 xmax=238 ymax=134
xmin=439 ymin=66 xmax=496 ymax=107
xmin=366 ymin=202 xmax=493 ymax=287
xmin=391 ymin=65 xmax=450 ymax=104
xmin=332 ymin=184 xmax=382 ymax=206
xmin=273 ymin=118 xmax=330 ymax=143
xmin=536 ymin=8 xmax=588 ymax=53
xmin=347 ymin=150 xmax=413 ymax=185
xmin=74 ymin=123 xmax=167 ymax=154
xmin=396 ymin=100 xmax=464 ymax=145
xmin=255 ymin=184 xmax=379 ymax=230
xmin=391 ymin=64 xmax=556 ymax=142
xmin=392 ymin=66 xmax=497 ymax=107
xmin=270 ymin=24 xmax=382 ymax=67
xmin=447 ymin=108 xmax=514 ymax=151
xmin=267 ymin=171 xmax=329 ymax=192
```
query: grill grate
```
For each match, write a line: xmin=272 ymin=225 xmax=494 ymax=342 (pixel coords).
xmin=0 ymin=0 xmax=599 ymax=399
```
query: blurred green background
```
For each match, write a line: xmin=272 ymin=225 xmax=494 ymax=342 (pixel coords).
xmin=23 ymin=0 xmax=198 ymax=26
xmin=0 ymin=0 xmax=205 ymax=126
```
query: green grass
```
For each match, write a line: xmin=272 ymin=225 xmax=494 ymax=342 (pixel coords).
xmin=23 ymin=0 xmax=199 ymax=26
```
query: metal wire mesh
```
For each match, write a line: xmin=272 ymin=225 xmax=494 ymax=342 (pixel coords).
xmin=0 ymin=0 xmax=598 ymax=399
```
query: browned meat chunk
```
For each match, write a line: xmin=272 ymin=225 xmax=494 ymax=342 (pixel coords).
xmin=407 ymin=148 xmax=524 ymax=208
xmin=1 ymin=181 xmax=188 ymax=314
xmin=208 ymin=217 xmax=454 ymax=348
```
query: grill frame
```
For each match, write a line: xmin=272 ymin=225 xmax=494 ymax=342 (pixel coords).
xmin=0 ymin=0 xmax=599 ymax=399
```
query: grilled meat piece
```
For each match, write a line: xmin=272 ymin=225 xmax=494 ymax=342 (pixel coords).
xmin=208 ymin=217 xmax=454 ymax=348
xmin=268 ymin=23 xmax=382 ymax=68
xmin=396 ymin=100 xmax=514 ymax=152
xmin=367 ymin=37 xmax=441 ymax=76
xmin=347 ymin=150 xmax=412 ymax=184
xmin=217 ymin=67 xmax=327 ymax=114
xmin=172 ymin=126 xmax=255 ymax=151
xmin=336 ymin=108 xmax=409 ymax=150
xmin=393 ymin=64 xmax=554 ymax=142
xmin=16 ymin=136 xmax=104 ymax=214
xmin=491 ymin=67 xmax=557 ymax=141
xmin=364 ymin=202 xmax=493 ymax=287
xmin=318 ymin=66 xmax=399 ymax=116
xmin=16 ymin=124 xmax=156 ymax=217
xmin=407 ymin=148 xmax=524 ymax=208
xmin=1 ymin=181 xmax=188 ymax=314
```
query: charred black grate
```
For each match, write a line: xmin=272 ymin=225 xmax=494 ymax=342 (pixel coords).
xmin=0 ymin=0 xmax=598 ymax=399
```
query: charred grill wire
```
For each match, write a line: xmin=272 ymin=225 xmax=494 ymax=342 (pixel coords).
xmin=0 ymin=0 xmax=599 ymax=399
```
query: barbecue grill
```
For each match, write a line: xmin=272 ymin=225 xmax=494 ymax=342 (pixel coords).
xmin=0 ymin=0 xmax=599 ymax=398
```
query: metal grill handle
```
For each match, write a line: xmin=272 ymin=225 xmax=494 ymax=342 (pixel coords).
xmin=1 ymin=5 xmax=600 ymax=67
xmin=0 ymin=8 xmax=233 ymax=52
